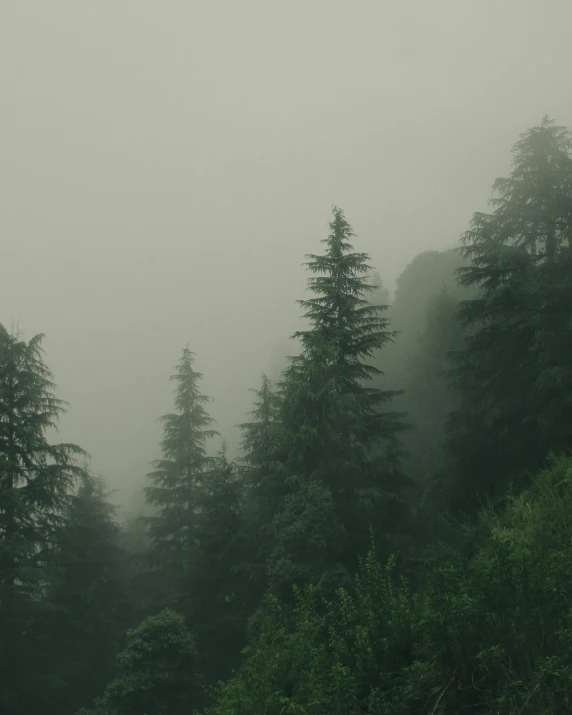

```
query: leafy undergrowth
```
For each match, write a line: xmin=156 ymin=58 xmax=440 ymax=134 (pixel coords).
xmin=207 ymin=455 xmax=572 ymax=714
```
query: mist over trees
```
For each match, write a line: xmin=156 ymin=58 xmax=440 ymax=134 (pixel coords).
xmin=4 ymin=117 xmax=572 ymax=714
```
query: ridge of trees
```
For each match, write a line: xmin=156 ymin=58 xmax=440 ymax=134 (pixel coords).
xmin=2 ymin=116 xmax=572 ymax=714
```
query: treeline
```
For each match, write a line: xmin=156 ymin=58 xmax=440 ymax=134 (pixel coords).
xmin=2 ymin=116 xmax=572 ymax=714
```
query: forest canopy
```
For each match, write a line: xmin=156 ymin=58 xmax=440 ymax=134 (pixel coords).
xmin=3 ymin=117 xmax=572 ymax=714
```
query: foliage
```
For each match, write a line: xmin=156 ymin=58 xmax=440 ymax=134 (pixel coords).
xmin=266 ymin=479 xmax=350 ymax=605
xmin=143 ymin=345 xmax=218 ymax=612
xmin=78 ymin=608 xmax=204 ymax=715
xmin=446 ymin=116 xmax=572 ymax=512
xmin=0 ymin=324 xmax=87 ymax=714
xmin=7 ymin=117 xmax=572 ymax=715
xmin=192 ymin=442 xmax=249 ymax=684
xmin=46 ymin=469 xmax=131 ymax=714
xmin=238 ymin=372 xmax=285 ymax=567
xmin=273 ymin=207 xmax=409 ymax=588
xmin=208 ymin=455 xmax=572 ymax=715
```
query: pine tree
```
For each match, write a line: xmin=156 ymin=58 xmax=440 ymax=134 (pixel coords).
xmin=240 ymin=374 xmax=281 ymax=480
xmin=231 ymin=374 xmax=284 ymax=637
xmin=46 ymin=469 xmax=130 ymax=715
xmin=144 ymin=346 xmax=218 ymax=615
xmin=0 ymin=324 xmax=87 ymax=713
xmin=238 ymin=374 xmax=283 ymax=552
xmin=193 ymin=442 xmax=247 ymax=683
xmin=446 ymin=116 xmax=572 ymax=512
xmin=274 ymin=207 xmax=409 ymax=581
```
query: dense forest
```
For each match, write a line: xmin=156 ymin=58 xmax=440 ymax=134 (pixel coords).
xmin=3 ymin=117 xmax=572 ymax=714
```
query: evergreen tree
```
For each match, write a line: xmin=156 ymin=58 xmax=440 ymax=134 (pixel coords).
xmin=231 ymin=374 xmax=286 ymax=638
xmin=240 ymin=374 xmax=281 ymax=485
xmin=143 ymin=346 xmax=218 ymax=615
xmin=238 ymin=374 xmax=283 ymax=568
xmin=46 ymin=469 xmax=130 ymax=715
xmin=79 ymin=609 xmax=205 ymax=715
xmin=274 ymin=207 xmax=409 ymax=584
xmin=0 ymin=324 xmax=86 ymax=714
xmin=446 ymin=117 xmax=572 ymax=512
xmin=265 ymin=478 xmax=348 ymax=605
xmin=193 ymin=442 xmax=248 ymax=684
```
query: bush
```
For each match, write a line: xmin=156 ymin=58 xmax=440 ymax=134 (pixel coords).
xmin=207 ymin=455 xmax=572 ymax=714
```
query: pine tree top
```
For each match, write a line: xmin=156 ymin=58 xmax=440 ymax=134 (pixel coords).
xmin=458 ymin=116 xmax=572 ymax=298
xmin=293 ymin=207 xmax=396 ymax=371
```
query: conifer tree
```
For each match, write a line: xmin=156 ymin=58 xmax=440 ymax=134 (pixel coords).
xmin=46 ymin=469 xmax=130 ymax=715
xmin=238 ymin=374 xmax=283 ymax=547
xmin=0 ymin=324 xmax=86 ymax=714
xmin=274 ymin=207 xmax=409 ymax=581
xmin=233 ymin=374 xmax=285 ymax=633
xmin=240 ymin=374 xmax=281 ymax=478
xmin=446 ymin=117 xmax=572 ymax=511
xmin=144 ymin=346 xmax=218 ymax=614
xmin=193 ymin=442 xmax=247 ymax=683
xmin=265 ymin=478 xmax=348 ymax=604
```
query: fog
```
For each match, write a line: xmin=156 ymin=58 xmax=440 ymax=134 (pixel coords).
xmin=2 ymin=0 xmax=571 ymax=510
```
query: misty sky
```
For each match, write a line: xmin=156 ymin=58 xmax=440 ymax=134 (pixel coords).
xmin=2 ymin=1 xmax=572 ymax=510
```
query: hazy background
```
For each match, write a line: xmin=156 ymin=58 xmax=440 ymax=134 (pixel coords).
xmin=2 ymin=0 xmax=571 ymax=511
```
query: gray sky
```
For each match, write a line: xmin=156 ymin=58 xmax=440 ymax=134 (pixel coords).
xmin=2 ymin=0 xmax=572 ymax=509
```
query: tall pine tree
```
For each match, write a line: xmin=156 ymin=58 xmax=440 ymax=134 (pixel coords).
xmin=272 ymin=207 xmax=409 ymax=587
xmin=144 ymin=346 xmax=218 ymax=615
xmin=193 ymin=442 xmax=247 ymax=683
xmin=446 ymin=116 xmax=572 ymax=512
xmin=238 ymin=374 xmax=283 ymax=560
xmin=0 ymin=324 xmax=86 ymax=714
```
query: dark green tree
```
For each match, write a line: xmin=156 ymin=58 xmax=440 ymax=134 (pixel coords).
xmin=193 ymin=442 xmax=248 ymax=684
xmin=238 ymin=373 xmax=283 ymax=573
xmin=232 ymin=374 xmax=288 ymax=639
xmin=274 ymin=207 xmax=409 ymax=584
xmin=265 ymin=478 xmax=348 ymax=605
xmin=143 ymin=345 xmax=218 ymax=614
xmin=78 ymin=609 xmax=205 ymax=715
xmin=46 ymin=469 xmax=130 ymax=715
xmin=0 ymin=324 xmax=86 ymax=714
xmin=240 ymin=374 xmax=281 ymax=483
xmin=446 ymin=117 xmax=572 ymax=512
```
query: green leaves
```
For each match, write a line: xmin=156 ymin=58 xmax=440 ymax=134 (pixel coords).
xmin=209 ymin=455 xmax=572 ymax=714
xmin=81 ymin=609 xmax=204 ymax=715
